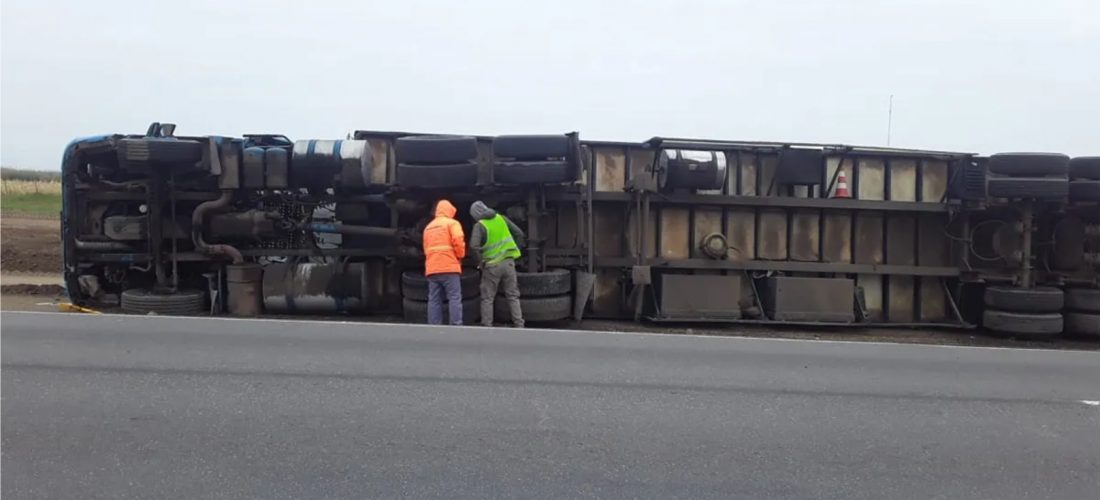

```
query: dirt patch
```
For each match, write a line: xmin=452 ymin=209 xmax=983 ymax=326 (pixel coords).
xmin=0 ymin=283 xmax=65 ymax=296
xmin=0 ymin=294 xmax=64 ymax=312
xmin=1 ymin=216 xmax=61 ymax=273
xmin=0 ymin=272 xmax=63 ymax=286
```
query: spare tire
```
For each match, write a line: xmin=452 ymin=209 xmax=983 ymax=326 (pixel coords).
xmin=401 ymin=269 xmax=481 ymax=301
xmin=493 ymin=135 xmax=570 ymax=160
xmin=987 ymin=153 xmax=1069 ymax=176
xmin=1069 ymin=156 xmax=1100 ymax=180
xmin=1065 ymin=288 xmax=1100 ymax=313
xmin=396 ymin=162 xmax=478 ymax=188
xmin=1069 ymin=180 xmax=1100 ymax=202
xmin=987 ymin=177 xmax=1068 ymax=200
xmin=516 ymin=268 xmax=572 ymax=297
xmin=494 ymin=160 xmax=572 ymax=185
xmin=983 ymin=286 xmax=1063 ymax=313
xmin=1064 ymin=312 xmax=1100 ymax=338
xmin=982 ymin=310 xmax=1063 ymax=337
xmin=121 ymin=288 xmax=205 ymax=316
xmin=495 ymin=295 xmax=572 ymax=322
xmin=395 ymin=135 xmax=478 ymax=165
xmin=402 ymin=297 xmax=480 ymax=324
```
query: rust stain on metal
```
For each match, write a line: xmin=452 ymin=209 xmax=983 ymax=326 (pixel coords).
xmin=659 ymin=208 xmax=690 ymax=259
xmin=920 ymin=277 xmax=947 ymax=321
xmin=757 ymin=209 xmax=787 ymax=260
xmin=854 ymin=213 xmax=884 ymax=264
xmin=888 ymin=276 xmax=915 ymax=322
xmin=789 ymin=210 xmax=820 ymax=262
xmin=889 ymin=159 xmax=917 ymax=202
xmin=886 ymin=216 xmax=916 ymax=265
xmin=595 ymin=147 xmax=625 ymax=192
xmin=725 ymin=209 xmax=755 ymax=260
xmin=823 ymin=211 xmax=852 ymax=263
xmin=857 ymin=158 xmax=885 ymax=200
xmin=921 ymin=160 xmax=948 ymax=202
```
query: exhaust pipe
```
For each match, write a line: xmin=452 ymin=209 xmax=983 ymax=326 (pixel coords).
xmin=192 ymin=191 xmax=243 ymax=264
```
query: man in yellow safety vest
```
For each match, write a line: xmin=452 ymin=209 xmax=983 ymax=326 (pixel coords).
xmin=469 ymin=201 xmax=525 ymax=327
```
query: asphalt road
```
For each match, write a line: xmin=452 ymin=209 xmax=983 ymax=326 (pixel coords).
xmin=3 ymin=312 xmax=1099 ymax=499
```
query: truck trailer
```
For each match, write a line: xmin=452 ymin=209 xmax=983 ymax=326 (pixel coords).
xmin=60 ymin=123 xmax=1099 ymax=338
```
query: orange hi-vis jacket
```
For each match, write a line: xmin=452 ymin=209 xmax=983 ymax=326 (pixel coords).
xmin=422 ymin=200 xmax=466 ymax=276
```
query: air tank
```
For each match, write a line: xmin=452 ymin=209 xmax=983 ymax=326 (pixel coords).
xmin=262 ymin=262 xmax=368 ymax=313
xmin=291 ymin=139 xmax=373 ymax=191
xmin=657 ymin=149 xmax=727 ymax=192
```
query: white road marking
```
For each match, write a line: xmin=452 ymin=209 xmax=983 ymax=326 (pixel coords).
xmin=1079 ymin=400 xmax=1100 ymax=407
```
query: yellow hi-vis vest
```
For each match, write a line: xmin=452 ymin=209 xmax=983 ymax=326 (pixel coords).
xmin=478 ymin=214 xmax=522 ymax=265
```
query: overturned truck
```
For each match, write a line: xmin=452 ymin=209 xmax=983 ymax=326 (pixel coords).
xmin=61 ymin=123 xmax=1099 ymax=338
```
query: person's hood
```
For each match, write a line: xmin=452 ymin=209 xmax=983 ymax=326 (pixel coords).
xmin=470 ymin=201 xmax=497 ymax=221
xmin=434 ymin=199 xmax=457 ymax=218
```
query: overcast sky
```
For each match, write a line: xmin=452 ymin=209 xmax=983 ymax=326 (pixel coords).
xmin=2 ymin=0 xmax=1097 ymax=169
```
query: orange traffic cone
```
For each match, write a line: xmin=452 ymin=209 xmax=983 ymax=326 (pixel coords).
xmin=833 ymin=170 xmax=851 ymax=198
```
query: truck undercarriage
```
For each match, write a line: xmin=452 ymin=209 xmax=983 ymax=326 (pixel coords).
xmin=61 ymin=123 xmax=1099 ymax=338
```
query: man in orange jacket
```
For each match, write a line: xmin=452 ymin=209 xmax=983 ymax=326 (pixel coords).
xmin=422 ymin=199 xmax=466 ymax=325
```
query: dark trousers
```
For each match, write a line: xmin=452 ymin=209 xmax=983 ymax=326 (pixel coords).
xmin=427 ymin=272 xmax=463 ymax=325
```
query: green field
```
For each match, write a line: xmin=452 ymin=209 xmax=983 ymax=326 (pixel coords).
xmin=0 ymin=192 xmax=61 ymax=216
xmin=1 ymin=171 xmax=63 ymax=217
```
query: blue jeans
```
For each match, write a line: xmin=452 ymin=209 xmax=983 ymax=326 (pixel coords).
xmin=427 ymin=272 xmax=463 ymax=325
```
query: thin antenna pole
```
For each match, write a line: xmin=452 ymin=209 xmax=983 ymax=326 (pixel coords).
xmin=887 ymin=94 xmax=894 ymax=146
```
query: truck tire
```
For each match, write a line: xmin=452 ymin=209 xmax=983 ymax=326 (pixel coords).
xmin=493 ymin=135 xmax=570 ymax=160
xmin=402 ymin=297 xmax=480 ymax=324
xmin=495 ymin=294 xmax=572 ymax=322
xmin=494 ymin=160 xmax=572 ymax=185
xmin=987 ymin=177 xmax=1068 ymax=200
xmin=516 ymin=268 xmax=572 ymax=297
xmin=1069 ymin=180 xmax=1100 ymax=202
xmin=121 ymin=288 xmax=205 ymax=316
xmin=396 ymin=162 xmax=478 ymax=188
xmin=1069 ymin=156 xmax=1100 ymax=180
xmin=1065 ymin=288 xmax=1100 ymax=313
xmin=987 ymin=153 xmax=1069 ymax=176
xmin=401 ymin=269 xmax=481 ymax=301
xmin=118 ymin=138 xmax=204 ymax=164
xmin=983 ymin=286 xmax=1063 ymax=313
xmin=1064 ymin=312 xmax=1100 ymax=338
xmin=395 ymin=135 xmax=478 ymax=165
xmin=982 ymin=310 xmax=1063 ymax=336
